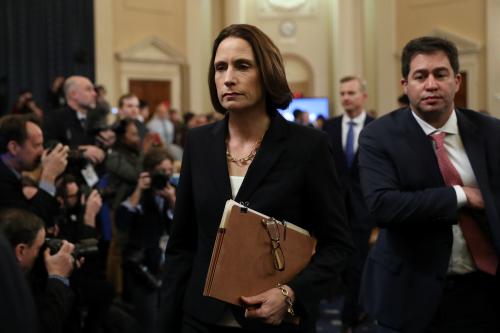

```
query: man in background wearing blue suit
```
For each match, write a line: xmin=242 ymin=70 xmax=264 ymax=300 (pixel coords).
xmin=323 ymin=76 xmax=375 ymax=333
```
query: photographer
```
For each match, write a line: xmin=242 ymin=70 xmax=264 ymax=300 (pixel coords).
xmin=106 ymin=118 xmax=142 ymax=211
xmin=116 ymin=147 xmax=175 ymax=333
xmin=55 ymin=174 xmax=103 ymax=241
xmin=54 ymin=175 xmax=116 ymax=333
xmin=0 ymin=208 xmax=78 ymax=333
xmin=0 ymin=114 xmax=68 ymax=226
xmin=44 ymin=75 xmax=107 ymax=166
xmin=11 ymin=89 xmax=44 ymax=119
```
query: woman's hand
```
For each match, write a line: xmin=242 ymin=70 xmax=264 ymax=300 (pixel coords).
xmin=240 ymin=285 xmax=295 ymax=326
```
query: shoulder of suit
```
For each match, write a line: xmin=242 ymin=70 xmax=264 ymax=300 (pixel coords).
xmin=456 ymin=107 xmax=500 ymax=129
xmin=361 ymin=107 xmax=407 ymax=133
xmin=185 ymin=119 xmax=222 ymax=140
xmin=286 ymin=121 xmax=329 ymax=146
xmin=323 ymin=115 xmax=342 ymax=126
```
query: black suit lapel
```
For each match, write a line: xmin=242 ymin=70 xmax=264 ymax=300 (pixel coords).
xmin=208 ymin=118 xmax=232 ymax=201
xmin=456 ymin=110 xmax=500 ymax=249
xmin=333 ymin=116 xmax=346 ymax=162
xmin=402 ymin=108 xmax=444 ymax=185
xmin=235 ymin=112 xmax=288 ymax=204
xmin=456 ymin=110 xmax=489 ymax=189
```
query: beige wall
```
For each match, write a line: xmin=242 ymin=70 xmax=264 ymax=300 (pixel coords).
xmin=95 ymin=0 xmax=187 ymax=107
xmin=113 ymin=0 xmax=186 ymax=55
xmin=95 ymin=0 xmax=496 ymax=117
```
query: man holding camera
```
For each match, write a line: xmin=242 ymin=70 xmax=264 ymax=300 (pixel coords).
xmin=0 ymin=208 xmax=78 ymax=333
xmin=54 ymin=174 xmax=117 ymax=333
xmin=44 ymin=75 xmax=112 ymax=166
xmin=0 ymin=114 xmax=68 ymax=226
xmin=115 ymin=147 xmax=176 ymax=333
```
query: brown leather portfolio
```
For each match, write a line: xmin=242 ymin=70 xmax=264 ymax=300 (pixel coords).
xmin=203 ymin=200 xmax=317 ymax=306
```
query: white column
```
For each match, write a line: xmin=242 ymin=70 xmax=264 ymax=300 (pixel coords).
xmin=373 ymin=0 xmax=398 ymax=116
xmin=486 ymin=0 xmax=500 ymax=118
xmin=94 ymin=0 xmax=116 ymax=106
xmin=331 ymin=0 xmax=364 ymax=115
xmin=224 ymin=0 xmax=246 ymax=25
xmin=186 ymin=0 xmax=215 ymax=114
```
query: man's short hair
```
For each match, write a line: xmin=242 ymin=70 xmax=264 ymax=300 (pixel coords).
xmin=0 ymin=209 xmax=44 ymax=248
xmin=339 ymin=76 xmax=367 ymax=92
xmin=0 ymin=114 xmax=41 ymax=154
xmin=63 ymin=76 xmax=77 ymax=98
xmin=292 ymin=109 xmax=303 ymax=120
xmin=118 ymin=93 xmax=138 ymax=108
xmin=401 ymin=36 xmax=459 ymax=79
xmin=398 ymin=94 xmax=410 ymax=106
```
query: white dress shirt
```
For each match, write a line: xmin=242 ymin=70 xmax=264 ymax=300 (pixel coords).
xmin=342 ymin=111 xmax=367 ymax=154
xmin=412 ymin=110 xmax=477 ymax=274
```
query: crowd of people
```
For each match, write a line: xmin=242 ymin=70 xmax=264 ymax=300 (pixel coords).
xmin=1 ymin=23 xmax=499 ymax=333
xmin=0 ymin=73 xmax=221 ymax=333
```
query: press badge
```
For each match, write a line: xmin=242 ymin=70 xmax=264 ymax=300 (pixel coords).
xmin=81 ymin=164 xmax=99 ymax=187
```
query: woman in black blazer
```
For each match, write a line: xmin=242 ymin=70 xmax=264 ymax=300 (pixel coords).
xmin=161 ymin=24 xmax=353 ymax=333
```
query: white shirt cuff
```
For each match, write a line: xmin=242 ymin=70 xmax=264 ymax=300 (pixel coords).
xmin=39 ymin=180 xmax=56 ymax=196
xmin=121 ymin=200 xmax=143 ymax=213
xmin=454 ymin=185 xmax=467 ymax=208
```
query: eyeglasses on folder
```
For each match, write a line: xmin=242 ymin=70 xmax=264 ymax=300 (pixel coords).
xmin=262 ymin=217 xmax=286 ymax=271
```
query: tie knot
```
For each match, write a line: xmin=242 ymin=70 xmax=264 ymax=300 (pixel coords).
xmin=430 ymin=131 xmax=446 ymax=146
xmin=348 ymin=121 xmax=356 ymax=127
xmin=79 ymin=117 xmax=87 ymax=128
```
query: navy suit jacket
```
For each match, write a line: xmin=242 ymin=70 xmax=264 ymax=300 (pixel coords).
xmin=358 ymin=107 xmax=500 ymax=332
xmin=323 ymin=114 xmax=375 ymax=232
xmin=44 ymin=106 xmax=94 ymax=148
xmin=0 ymin=159 xmax=59 ymax=226
xmin=161 ymin=111 xmax=354 ymax=333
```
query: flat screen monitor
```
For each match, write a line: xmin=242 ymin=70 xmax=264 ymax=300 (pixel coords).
xmin=278 ymin=97 xmax=329 ymax=122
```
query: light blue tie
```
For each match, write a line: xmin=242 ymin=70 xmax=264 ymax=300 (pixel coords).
xmin=345 ymin=121 xmax=356 ymax=169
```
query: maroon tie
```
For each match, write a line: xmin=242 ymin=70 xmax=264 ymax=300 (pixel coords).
xmin=430 ymin=132 xmax=498 ymax=275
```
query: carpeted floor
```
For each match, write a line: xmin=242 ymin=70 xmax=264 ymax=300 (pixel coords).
xmin=316 ymin=298 xmax=376 ymax=333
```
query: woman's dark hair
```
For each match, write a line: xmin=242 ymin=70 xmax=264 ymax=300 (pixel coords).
xmin=142 ymin=147 xmax=173 ymax=172
xmin=113 ymin=118 xmax=137 ymax=141
xmin=208 ymin=24 xmax=292 ymax=114
xmin=401 ymin=36 xmax=459 ymax=79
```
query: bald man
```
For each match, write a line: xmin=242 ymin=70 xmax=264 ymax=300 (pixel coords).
xmin=44 ymin=75 xmax=106 ymax=165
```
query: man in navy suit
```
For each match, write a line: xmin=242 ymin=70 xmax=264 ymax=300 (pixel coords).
xmin=359 ymin=36 xmax=500 ymax=332
xmin=323 ymin=76 xmax=375 ymax=333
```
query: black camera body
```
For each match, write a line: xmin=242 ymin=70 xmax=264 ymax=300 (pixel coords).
xmin=45 ymin=238 xmax=99 ymax=258
xmin=122 ymin=250 xmax=162 ymax=290
xmin=150 ymin=172 xmax=169 ymax=190
xmin=44 ymin=140 xmax=89 ymax=170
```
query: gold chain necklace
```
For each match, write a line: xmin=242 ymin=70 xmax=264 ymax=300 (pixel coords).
xmin=226 ymin=137 xmax=263 ymax=167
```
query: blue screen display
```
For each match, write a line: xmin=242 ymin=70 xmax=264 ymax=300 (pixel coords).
xmin=278 ymin=98 xmax=329 ymax=122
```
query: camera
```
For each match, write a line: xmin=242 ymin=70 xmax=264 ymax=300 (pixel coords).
xmin=123 ymin=250 xmax=163 ymax=290
xmin=44 ymin=140 xmax=88 ymax=170
xmin=45 ymin=238 xmax=99 ymax=258
xmin=150 ymin=172 xmax=169 ymax=190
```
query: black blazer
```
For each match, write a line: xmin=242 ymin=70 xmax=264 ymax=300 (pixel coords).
xmin=0 ymin=233 xmax=38 ymax=333
xmin=323 ymin=114 xmax=375 ymax=231
xmin=0 ymin=159 xmax=59 ymax=226
xmin=358 ymin=108 xmax=500 ymax=332
xmin=162 ymin=111 xmax=354 ymax=333
xmin=44 ymin=106 xmax=94 ymax=148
